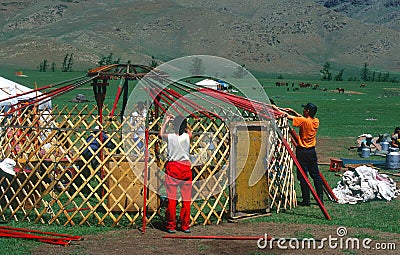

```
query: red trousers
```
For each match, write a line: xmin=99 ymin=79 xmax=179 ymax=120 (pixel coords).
xmin=165 ymin=161 xmax=192 ymax=231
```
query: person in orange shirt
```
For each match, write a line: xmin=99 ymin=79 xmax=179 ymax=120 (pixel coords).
xmin=274 ymin=103 xmax=323 ymax=206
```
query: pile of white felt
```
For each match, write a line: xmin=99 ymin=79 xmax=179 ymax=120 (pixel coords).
xmin=332 ymin=165 xmax=399 ymax=204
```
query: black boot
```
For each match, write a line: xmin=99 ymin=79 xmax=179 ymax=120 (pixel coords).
xmin=299 ymin=182 xmax=310 ymax=206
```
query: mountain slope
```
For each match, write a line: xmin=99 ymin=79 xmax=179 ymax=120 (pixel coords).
xmin=313 ymin=0 xmax=400 ymax=31
xmin=0 ymin=0 xmax=399 ymax=74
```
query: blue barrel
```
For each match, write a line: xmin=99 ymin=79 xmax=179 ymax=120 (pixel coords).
xmin=381 ymin=141 xmax=389 ymax=151
xmin=361 ymin=147 xmax=370 ymax=158
xmin=386 ymin=151 xmax=400 ymax=169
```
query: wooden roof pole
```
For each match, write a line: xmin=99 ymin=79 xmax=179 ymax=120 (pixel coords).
xmin=92 ymin=78 xmax=108 ymax=193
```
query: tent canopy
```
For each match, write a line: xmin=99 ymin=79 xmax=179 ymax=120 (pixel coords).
xmin=0 ymin=77 xmax=52 ymax=110
xmin=195 ymin=78 xmax=220 ymax=90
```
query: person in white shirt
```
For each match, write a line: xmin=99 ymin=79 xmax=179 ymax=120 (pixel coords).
xmin=159 ymin=114 xmax=192 ymax=233
xmin=130 ymin=102 xmax=147 ymax=154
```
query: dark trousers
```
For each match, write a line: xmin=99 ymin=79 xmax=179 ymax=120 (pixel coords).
xmin=296 ymin=146 xmax=323 ymax=203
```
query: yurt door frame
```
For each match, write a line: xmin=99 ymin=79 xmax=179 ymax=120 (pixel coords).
xmin=229 ymin=121 xmax=271 ymax=219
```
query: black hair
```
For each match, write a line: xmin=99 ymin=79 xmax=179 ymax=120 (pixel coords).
xmin=395 ymin=127 xmax=400 ymax=133
xmin=308 ymin=109 xmax=317 ymax=117
xmin=137 ymin=102 xmax=145 ymax=111
xmin=173 ymin=116 xmax=187 ymax=135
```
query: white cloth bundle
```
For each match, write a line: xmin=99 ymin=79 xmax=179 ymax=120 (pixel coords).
xmin=333 ymin=165 xmax=398 ymax=204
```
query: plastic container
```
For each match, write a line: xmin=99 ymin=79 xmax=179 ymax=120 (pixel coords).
xmin=386 ymin=151 xmax=400 ymax=169
xmin=381 ymin=141 xmax=389 ymax=151
xmin=361 ymin=147 xmax=370 ymax=158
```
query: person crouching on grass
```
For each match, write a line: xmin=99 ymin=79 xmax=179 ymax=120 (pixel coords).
xmin=273 ymin=103 xmax=324 ymax=206
xmin=159 ymin=114 xmax=192 ymax=233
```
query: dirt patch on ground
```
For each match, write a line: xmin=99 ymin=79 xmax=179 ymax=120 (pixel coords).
xmin=330 ymin=90 xmax=364 ymax=95
xmin=345 ymin=90 xmax=364 ymax=95
xmin=317 ymin=137 xmax=355 ymax=164
xmin=33 ymin=222 xmax=400 ymax=255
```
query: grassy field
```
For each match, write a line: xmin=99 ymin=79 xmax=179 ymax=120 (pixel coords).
xmin=0 ymin=69 xmax=399 ymax=254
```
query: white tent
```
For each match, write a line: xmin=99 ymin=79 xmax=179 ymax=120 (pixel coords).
xmin=195 ymin=79 xmax=220 ymax=90
xmin=0 ymin=76 xmax=52 ymax=110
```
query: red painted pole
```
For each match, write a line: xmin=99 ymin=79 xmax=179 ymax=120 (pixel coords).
xmin=163 ymin=235 xmax=272 ymax=240
xmin=6 ymin=77 xmax=94 ymax=115
xmin=319 ymin=172 xmax=338 ymax=202
xmin=288 ymin=127 xmax=338 ymax=202
xmin=0 ymin=229 xmax=74 ymax=246
xmin=148 ymin=87 xmax=184 ymax=116
xmin=142 ymin=128 xmax=149 ymax=234
xmin=0 ymin=75 xmax=88 ymax=104
xmin=280 ymin=136 xmax=331 ymax=220
xmin=110 ymin=85 xmax=123 ymax=117
xmin=0 ymin=226 xmax=82 ymax=240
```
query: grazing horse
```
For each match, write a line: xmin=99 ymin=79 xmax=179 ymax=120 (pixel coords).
xmin=336 ymin=87 xmax=345 ymax=93
xmin=299 ymin=82 xmax=312 ymax=88
xmin=275 ymin=81 xmax=285 ymax=86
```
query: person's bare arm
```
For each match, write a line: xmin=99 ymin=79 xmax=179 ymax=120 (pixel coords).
xmin=159 ymin=115 xmax=172 ymax=139
xmin=186 ymin=127 xmax=192 ymax=139
xmin=272 ymin=105 xmax=300 ymax=120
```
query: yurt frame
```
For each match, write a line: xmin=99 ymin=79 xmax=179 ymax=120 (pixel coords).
xmin=0 ymin=64 xmax=330 ymax=229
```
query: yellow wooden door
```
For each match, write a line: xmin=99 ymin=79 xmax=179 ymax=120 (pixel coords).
xmin=230 ymin=122 xmax=270 ymax=217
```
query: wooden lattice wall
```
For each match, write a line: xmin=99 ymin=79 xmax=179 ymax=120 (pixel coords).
xmin=0 ymin=104 xmax=295 ymax=226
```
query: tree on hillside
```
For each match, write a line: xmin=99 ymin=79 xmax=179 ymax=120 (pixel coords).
xmin=66 ymin=53 xmax=73 ymax=72
xmin=38 ymin=59 xmax=49 ymax=72
xmin=360 ymin=62 xmax=369 ymax=81
xmin=382 ymin=72 xmax=390 ymax=82
xmin=320 ymin=61 xmax=332 ymax=81
xmin=98 ymin=53 xmax=121 ymax=66
xmin=61 ymin=53 xmax=73 ymax=72
xmin=51 ymin=62 xmax=56 ymax=72
xmin=150 ymin=56 xmax=158 ymax=68
xmin=334 ymin=69 xmax=344 ymax=81
xmin=190 ymin=57 xmax=205 ymax=76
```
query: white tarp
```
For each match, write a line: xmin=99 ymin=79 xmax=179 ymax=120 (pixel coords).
xmin=333 ymin=165 xmax=398 ymax=204
xmin=195 ymin=79 xmax=220 ymax=90
xmin=0 ymin=76 xmax=52 ymax=110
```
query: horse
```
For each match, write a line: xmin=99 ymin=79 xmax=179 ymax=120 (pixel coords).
xmin=336 ymin=88 xmax=345 ymax=93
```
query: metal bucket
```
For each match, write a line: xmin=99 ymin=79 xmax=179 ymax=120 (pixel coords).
xmin=381 ymin=141 xmax=389 ymax=151
xmin=386 ymin=151 xmax=400 ymax=169
xmin=361 ymin=147 xmax=370 ymax=158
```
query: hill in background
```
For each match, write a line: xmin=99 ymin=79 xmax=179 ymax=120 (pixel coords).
xmin=0 ymin=0 xmax=399 ymax=76
xmin=313 ymin=0 xmax=400 ymax=31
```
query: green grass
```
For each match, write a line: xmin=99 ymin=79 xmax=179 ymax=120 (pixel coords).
xmin=0 ymin=69 xmax=399 ymax=253
xmin=260 ymin=78 xmax=400 ymax=137
xmin=247 ymin=164 xmax=400 ymax=234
